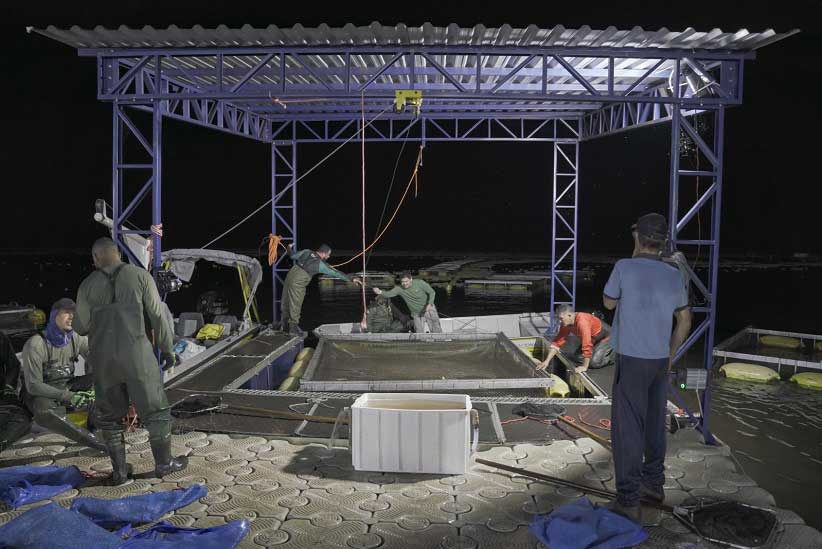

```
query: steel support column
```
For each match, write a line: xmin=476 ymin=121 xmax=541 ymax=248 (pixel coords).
xmin=271 ymin=134 xmax=298 ymax=324
xmin=152 ymin=101 xmax=163 ymax=271
xmin=550 ymin=120 xmax=580 ymax=315
xmin=112 ymin=103 xmax=160 ymax=268
xmin=668 ymin=105 xmax=725 ymax=445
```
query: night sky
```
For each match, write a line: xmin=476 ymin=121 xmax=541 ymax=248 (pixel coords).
xmin=1 ymin=2 xmax=818 ymax=257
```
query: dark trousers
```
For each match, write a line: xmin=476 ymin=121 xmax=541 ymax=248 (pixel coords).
xmin=0 ymin=403 xmax=32 ymax=452
xmin=611 ymin=353 xmax=669 ymax=506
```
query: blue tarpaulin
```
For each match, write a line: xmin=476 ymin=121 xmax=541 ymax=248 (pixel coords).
xmin=71 ymin=485 xmax=207 ymax=528
xmin=0 ymin=480 xmax=249 ymax=549
xmin=119 ymin=520 xmax=250 ymax=548
xmin=0 ymin=503 xmax=122 ymax=549
xmin=529 ymin=497 xmax=648 ymax=549
xmin=0 ymin=465 xmax=85 ymax=509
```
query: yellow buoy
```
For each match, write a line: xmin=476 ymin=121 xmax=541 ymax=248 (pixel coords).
xmin=288 ymin=360 xmax=307 ymax=378
xmin=296 ymin=347 xmax=314 ymax=362
xmin=278 ymin=376 xmax=300 ymax=391
xmin=720 ymin=362 xmax=779 ymax=383
xmin=544 ymin=374 xmax=571 ymax=398
xmin=29 ymin=308 xmax=47 ymax=329
xmin=759 ymin=335 xmax=801 ymax=349
xmin=790 ymin=372 xmax=822 ymax=390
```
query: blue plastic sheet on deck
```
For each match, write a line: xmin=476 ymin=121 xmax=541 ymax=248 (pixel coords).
xmin=529 ymin=497 xmax=648 ymax=549
xmin=0 ymin=465 xmax=85 ymax=509
xmin=70 ymin=484 xmax=207 ymax=528
xmin=0 ymin=502 xmax=122 ymax=549
xmin=119 ymin=520 xmax=250 ymax=548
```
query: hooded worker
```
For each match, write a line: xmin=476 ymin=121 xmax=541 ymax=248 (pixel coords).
xmin=74 ymin=237 xmax=187 ymax=485
xmin=19 ymin=298 xmax=106 ymax=452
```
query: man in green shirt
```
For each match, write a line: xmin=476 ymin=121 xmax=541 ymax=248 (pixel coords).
xmin=281 ymin=243 xmax=362 ymax=336
xmin=373 ymin=272 xmax=442 ymax=333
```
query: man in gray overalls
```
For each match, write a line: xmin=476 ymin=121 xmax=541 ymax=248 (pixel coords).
xmin=74 ymin=237 xmax=187 ymax=485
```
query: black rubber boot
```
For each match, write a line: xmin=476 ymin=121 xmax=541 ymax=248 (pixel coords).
xmin=150 ymin=437 xmax=188 ymax=477
xmin=37 ymin=409 xmax=108 ymax=453
xmin=604 ymin=500 xmax=642 ymax=524
xmin=640 ymin=482 xmax=665 ymax=504
xmin=103 ymin=431 xmax=132 ymax=486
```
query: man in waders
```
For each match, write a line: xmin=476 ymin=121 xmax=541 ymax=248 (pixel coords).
xmin=602 ymin=213 xmax=692 ymax=523
xmin=536 ymin=305 xmax=614 ymax=374
xmin=0 ymin=331 xmax=31 ymax=451
xmin=373 ymin=272 xmax=441 ymax=333
xmin=19 ymin=298 xmax=106 ymax=452
xmin=361 ymin=295 xmax=409 ymax=333
xmin=281 ymin=243 xmax=362 ymax=336
xmin=74 ymin=237 xmax=187 ymax=484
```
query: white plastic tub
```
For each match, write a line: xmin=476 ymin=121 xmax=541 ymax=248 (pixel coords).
xmin=351 ymin=393 xmax=475 ymax=475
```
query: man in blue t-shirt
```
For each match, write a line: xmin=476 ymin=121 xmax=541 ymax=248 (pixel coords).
xmin=602 ymin=213 xmax=692 ymax=523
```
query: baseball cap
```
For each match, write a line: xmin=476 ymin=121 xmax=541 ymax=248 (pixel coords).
xmin=51 ymin=297 xmax=76 ymax=312
xmin=631 ymin=213 xmax=668 ymax=242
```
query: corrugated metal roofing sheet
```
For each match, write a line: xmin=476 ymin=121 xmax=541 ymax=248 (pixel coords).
xmin=30 ymin=23 xmax=797 ymax=52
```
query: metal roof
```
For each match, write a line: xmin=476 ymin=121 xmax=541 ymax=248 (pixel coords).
xmin=29 ymin=24 xmax=798 ymax=124
xmin=31 ymin=23 xmax=796 ymax=51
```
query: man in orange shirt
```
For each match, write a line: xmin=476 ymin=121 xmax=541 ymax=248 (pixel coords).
xmin=536 ymin=305 xmax=613 ymax=373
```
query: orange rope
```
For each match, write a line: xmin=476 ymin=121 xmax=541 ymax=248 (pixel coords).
xmin=577 ymin=412 xmax=612 ymax=431
xmin=267 ymin=234 xmax=286 ymax=266
xmin=500 ymin=416 xmax=554 ymax=426
xmin=332 ymin=145 xmax=424 ymax=269
xmin=270 ymin=97 xmax=336 ymax=109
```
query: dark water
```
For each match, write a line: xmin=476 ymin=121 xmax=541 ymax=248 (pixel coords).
xmin=2 ymin=254 xmax=821 ymax=528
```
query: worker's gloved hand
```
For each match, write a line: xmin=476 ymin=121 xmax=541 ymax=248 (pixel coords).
xmin=76 ymin=389 xmax=95 ymax=403
xmin=372 ymin=287 xmax=382 ymax=295
xmin=352 ymin=277 xmax=363 ymax=287
xmin=69 ymin=392 xmax=88 ymax=408
xmin=160 ymin=351 xmax=177 ymax=368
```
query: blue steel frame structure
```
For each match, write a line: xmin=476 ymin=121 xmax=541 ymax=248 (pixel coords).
xmin=35 ymin=25 xmax=791 ymax=443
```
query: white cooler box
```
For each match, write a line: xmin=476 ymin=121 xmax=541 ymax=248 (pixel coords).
xmin=351 ymin=393 xmax=476 ymax=475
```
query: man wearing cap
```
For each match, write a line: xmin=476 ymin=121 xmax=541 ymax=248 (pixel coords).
xmin=281 ymin=243 xmax=362 ymax=336
xmin=74 ymin=237 xmax=187 ymax=484
xmin=19 ymin=298 xmax=106 ymax=451
xmin=602 ymin=213 xmax=692 ymax=523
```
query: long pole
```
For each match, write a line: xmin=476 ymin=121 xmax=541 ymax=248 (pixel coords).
xmin=475 ymin=458 xmax=674 ymax=513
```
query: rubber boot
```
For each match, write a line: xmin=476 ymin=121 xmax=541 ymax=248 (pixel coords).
xmin=604 ymin=500 xmax=642 ymax=524
xmin=36 ymin=409 xmax=108 ymax=453
xmin=150 ymin=437 xmax=188 ymax=477
xmin=103 ymin=431 xmax=132 ymax=486
xmin=287 ymin=322 xmax=307 ymax=338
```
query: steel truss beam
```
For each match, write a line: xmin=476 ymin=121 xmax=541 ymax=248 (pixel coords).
xmin=271 ymin=138 xmax=298 ymax=324
xmin=580 ymin=59 xmax=741 ymax=140
xmin=550 ymin=120 xmax=580 ymax=313
xmin=112 ymin=103 xmax=164 ymax=270
xmin=94 ymin=50 xmax=745 ymax=112
xmin=103 ymin=58 xmax=270 ymax=142
xmin=270 ymin=117 xmax=582 ymax=143
xmin=667 ymin=105 xmax=725 ymax=445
